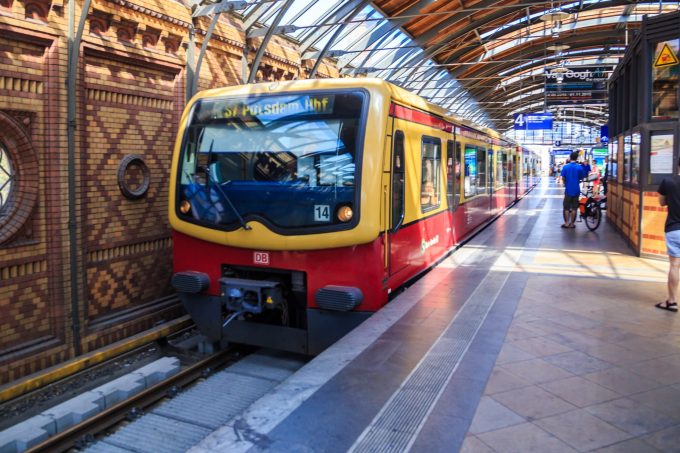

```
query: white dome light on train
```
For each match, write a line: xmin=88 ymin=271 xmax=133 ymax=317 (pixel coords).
xmin=337 ymin=206 xmax=353 ymax=222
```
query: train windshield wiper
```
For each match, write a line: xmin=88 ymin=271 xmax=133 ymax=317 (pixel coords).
xmin=202 ymin=140 xmax=252 ymax=231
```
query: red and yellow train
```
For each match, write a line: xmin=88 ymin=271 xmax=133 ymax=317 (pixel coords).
xmin=169 ymin=78 xmax=540 ymax=354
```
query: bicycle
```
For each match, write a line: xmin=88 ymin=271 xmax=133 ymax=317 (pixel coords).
xmin=578 ymin=187 xmax=605 ymax=231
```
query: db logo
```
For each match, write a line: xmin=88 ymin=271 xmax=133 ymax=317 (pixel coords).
xmin=254 ymin=252 xmax=270 ymax=265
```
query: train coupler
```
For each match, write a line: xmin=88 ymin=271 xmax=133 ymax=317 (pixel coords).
xmin=220 ymin=277 xmax=283 ymax=314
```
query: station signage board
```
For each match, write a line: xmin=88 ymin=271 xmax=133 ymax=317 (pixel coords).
xmin=545 ymin=66 xmax=608 ymax=106
xmin=513 ymin=112 xmax=553 ymax=130
xmin=552 ymin=148 xmax=572 ymax=158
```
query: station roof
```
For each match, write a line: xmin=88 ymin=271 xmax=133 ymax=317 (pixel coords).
xmin=198 ymin=0 xmax=680 ymax=132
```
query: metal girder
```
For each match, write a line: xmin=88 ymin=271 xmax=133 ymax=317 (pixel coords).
xmin=243 ymin=1 xmax=276 ymax=30
xmin=336 ymin=0 xmax=439 ymax=70
xmin=426 ymin=80 xmax=461 ymax=101
xmin=307 ymin=1 xmax=369 ymax=78
xmin=298 ymin=0 xmax=367 ymax=54
xmin=470 ymin=50 xmax=621 ymax=103
xmin=453 ymin=29 xmax=628 ymax=92
xmin=438 ymin=0 xmax=634 ymax=65
xmin=380 ymin=0 xmax=533 ymax=82
xmin=193 ymin=0 xmax=248 ymax=18
xmin=335 ymin=21 xmax=395 ymax=68
xmin=340 ymin=32 xmax=406 ymax=74
xmin=416 ymin=70 xmax=451 ymax=95
xmin=247 ymin=0 xmax=296 ymax=83
xmin=303 ymin=9 xmax=377 ymax=60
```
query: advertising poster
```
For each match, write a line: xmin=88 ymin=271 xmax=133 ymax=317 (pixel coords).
xmin=651 ymin=133 xmax=674 ymax=174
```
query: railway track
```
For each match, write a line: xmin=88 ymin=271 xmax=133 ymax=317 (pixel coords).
xmin=26 ymin=349 xmax=235 ymax=453
xmin=18 ymin=349 xmax=307 ymax=453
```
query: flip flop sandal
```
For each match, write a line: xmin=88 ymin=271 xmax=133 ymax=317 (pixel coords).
xmin=561 ymin=224 xmax=569 ymax=228
xmin=655 ymin=301 xmax=678 ymax=312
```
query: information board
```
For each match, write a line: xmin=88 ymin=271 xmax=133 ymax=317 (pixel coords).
xmin=651 ymin=133 xmax=674 ymax=174
xmin=545 ymin=66 xmax=607 ymax=106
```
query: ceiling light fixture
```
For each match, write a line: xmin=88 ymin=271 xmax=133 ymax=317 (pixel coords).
xmin=539 ymin=11 xmax=571 ymax=23
xmin=547 ymin=43 xmax=570 ymax=52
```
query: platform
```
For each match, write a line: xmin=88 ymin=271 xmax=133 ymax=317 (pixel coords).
xmin=189 ymin=179 xmax=679 ymax=453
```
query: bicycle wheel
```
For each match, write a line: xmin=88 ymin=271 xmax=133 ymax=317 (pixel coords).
xmin=585 ymin=203 xmax=601 ymax=231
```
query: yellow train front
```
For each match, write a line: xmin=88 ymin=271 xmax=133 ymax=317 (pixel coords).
xmin=169 ymin=78 xmax=534 ymax=355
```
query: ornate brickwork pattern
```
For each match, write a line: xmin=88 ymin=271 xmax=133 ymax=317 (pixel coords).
xmin=86 ymin=243 xmax=174 ymax=319
xmin=0 ymin=274 xmax=50 ymax=352
xmin=0 ymin=0 xmax=347 ymax=384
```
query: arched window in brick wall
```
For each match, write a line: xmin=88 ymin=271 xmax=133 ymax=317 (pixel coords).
xmin=0 ymin=111 xmax=38 ymax=244
xmin=0 ymin=142 xmax=14 ymax=213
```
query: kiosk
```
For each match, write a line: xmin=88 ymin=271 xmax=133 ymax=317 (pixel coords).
xmin=608 ymin=11 xmax=679 ymax=258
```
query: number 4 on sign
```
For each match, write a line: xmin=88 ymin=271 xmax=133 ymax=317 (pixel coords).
xmin=514 ymin=114 xmax=525 ymax=127
xmin=654 ymin=43 xmax=679 ymax=68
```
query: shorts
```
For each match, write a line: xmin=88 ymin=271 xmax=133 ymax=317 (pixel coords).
xmin=666 ymin=230 xmax=680 ymax=258
xmin=563 ymin=195 xmax=579 ymax=211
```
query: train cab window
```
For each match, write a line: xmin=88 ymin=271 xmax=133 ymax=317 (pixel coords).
xmin=476 ymin=148 xmax=487 ymax=195
xmin=421 ymin=137 xmax=441 ymax=211
xmin=392 ymin=131 xmax=405 ymax=229
xmin=464 ymin=145 xmax=477 ymax=198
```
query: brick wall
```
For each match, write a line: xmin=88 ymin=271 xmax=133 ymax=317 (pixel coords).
xmin=0 ymin=0 xmax=342 ymax=384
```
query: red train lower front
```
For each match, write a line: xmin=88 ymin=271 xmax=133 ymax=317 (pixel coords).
xmin=171 ymin=177 xmax=536 ymax=355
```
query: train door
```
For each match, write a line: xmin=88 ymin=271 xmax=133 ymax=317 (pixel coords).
xmin=446 ymin=140 xmax=459 ymax=212
xmin=487 ymin=148 xmax=494 ymax=212
xmin=388 ymin=130 xmax=408 ymax=277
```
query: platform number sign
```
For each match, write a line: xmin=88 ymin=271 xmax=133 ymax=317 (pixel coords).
xmin=514 ymin=112 xmax=553 ymax=130
xmin=314 ymin=205 xmax=330 ymax=222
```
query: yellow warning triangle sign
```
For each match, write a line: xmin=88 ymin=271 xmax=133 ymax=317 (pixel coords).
xmin=654 ymin=43 xmax=679 ymax=68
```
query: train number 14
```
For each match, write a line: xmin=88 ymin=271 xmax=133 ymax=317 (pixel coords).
xmin=314 ymin=205 xmax=330 ymax=222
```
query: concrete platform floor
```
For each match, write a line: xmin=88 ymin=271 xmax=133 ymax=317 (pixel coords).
xmin=464 ymin=181 xmax=679 ymax=453
xmin=190 ymin=179 xmax=679 ymax=453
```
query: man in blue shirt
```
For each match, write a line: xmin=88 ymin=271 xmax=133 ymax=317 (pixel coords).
xmin=560 ymin=151 xmax=586 ymax=228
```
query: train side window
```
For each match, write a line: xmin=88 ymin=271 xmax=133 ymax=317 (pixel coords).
xmin=496 ymin=151 xmax=507 ymax=187
xmin=476 ymin=147 xmax=487 ymax=195
xmin=464 ymin=145 xmax=477 ymax=197
xmin=421 ymin=136 xmax=441 ymax=211
xmin=391 ymin=131 xmax=405 ymax=230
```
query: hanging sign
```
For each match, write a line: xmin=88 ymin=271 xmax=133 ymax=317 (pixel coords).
xmin=513 ymin=112 xmax=553 ymax=130
xmin=600 ymin=125 xmax=609 ymax=143
xmin=654 ymin=43 xmax=679 ymax=68
xmin=545 ymin=66 xmax=608 ymax=105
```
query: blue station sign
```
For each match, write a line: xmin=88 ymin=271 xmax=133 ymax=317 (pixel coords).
xmin=600 ymin=125 xmax=609 ymax=143
xmin=513 ymin=112 xmax=553 ymax=130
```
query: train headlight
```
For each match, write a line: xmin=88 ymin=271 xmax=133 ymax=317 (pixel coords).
xmin=179 ymin=200 xmax=191 ymax=214
xmin=337 ymin=205 xmax=353 ymax=222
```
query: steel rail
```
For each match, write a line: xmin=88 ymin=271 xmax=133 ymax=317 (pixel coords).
xmin=25 ymin=350 xmax=234 ymax=453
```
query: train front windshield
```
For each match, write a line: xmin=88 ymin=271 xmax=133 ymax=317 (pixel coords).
xmin=176 ymin=91 xmax=366 ymax=232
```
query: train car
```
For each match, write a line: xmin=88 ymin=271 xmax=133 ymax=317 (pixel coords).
xmin=169 ymin=78 xmax=538 ymax=355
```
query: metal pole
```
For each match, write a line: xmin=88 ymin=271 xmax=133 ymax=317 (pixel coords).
xmin=186 ymin=26 xmax=196 ymax=102
xmin=67 ymin=0 xmax=92 ymax=356
xmin=248 ymin=0 xmax=295 ymax=84
xmin=192 ymin=14 xmax=221 ymax=96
